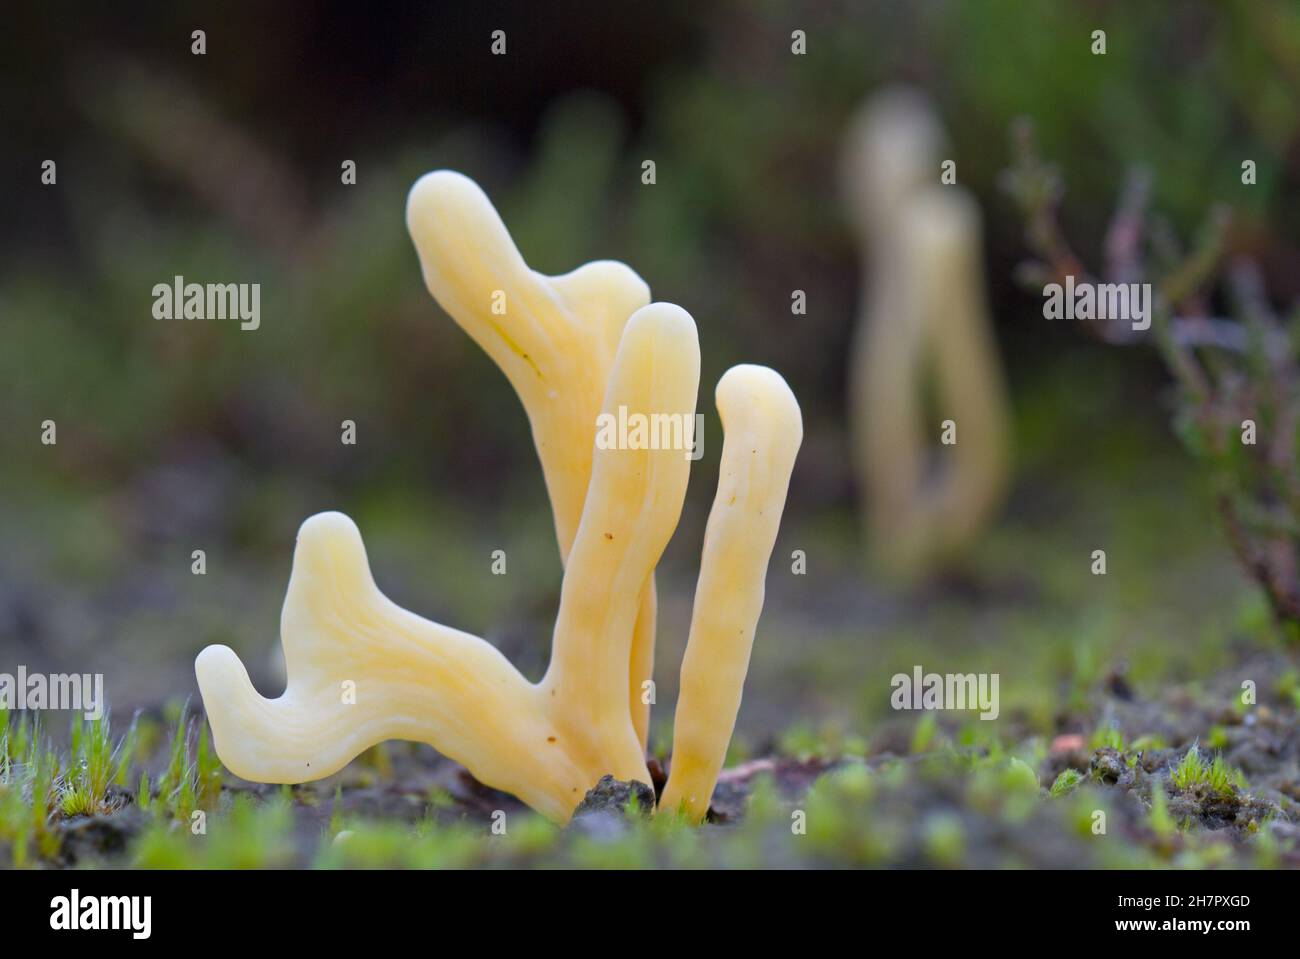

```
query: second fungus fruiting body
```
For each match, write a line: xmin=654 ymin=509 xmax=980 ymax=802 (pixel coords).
xmin=195 ymin=170 xmax=802 ymax=824
xmin=842 ymin=87 xmax=1012 ymax=575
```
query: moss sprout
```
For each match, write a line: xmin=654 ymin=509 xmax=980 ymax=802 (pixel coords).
xmin=1049 ymin=768 xmax=1083 ymax=797
xmin=1170 ymin=743 xmax=1241 ymax=798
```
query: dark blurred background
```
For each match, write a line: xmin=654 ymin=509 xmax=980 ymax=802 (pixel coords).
xmin=4 ymin=0 xmax=1300 ymax=754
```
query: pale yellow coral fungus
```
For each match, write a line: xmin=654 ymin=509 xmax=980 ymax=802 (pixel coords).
xmin=195 ymin=170 xmax=802 ymax=824
xmin=842 ymin=88 xmax=1011 ymax=575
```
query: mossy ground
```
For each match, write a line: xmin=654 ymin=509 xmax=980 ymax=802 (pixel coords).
xmin=3 ymin=655 xmax=1296 ymax=869
xmin=2 ymin=355 xmax=1298 ymax=869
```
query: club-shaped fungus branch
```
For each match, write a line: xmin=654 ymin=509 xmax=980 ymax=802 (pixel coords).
xmin=407 ymin=170 xmax=659 ymax=747
xmin=842 ymin=88 xmax=1011 ymax=575
xmin=195 ymin=171 xmax=803 ymax=824
xmin=660 ymin=365 xmax=803 ymax=821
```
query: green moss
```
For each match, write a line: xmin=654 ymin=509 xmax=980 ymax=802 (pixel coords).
xmin=132 ymin=793 xmax=296 ymax=869
xmin=1171 ymin=744 xmax=1208 ymax=791
xmin=151 ymin=707 xmax=223 ymax=821
xmin=1089 ymin=725 xmax=1125 ymax=752
xmin=136 ymin=771 xmax=152 ymax=811
xmin=910 ymin=713 xmax=939 ymax=755
xmin=1149 ymin=782 xmax=1176 ymax=843
xmin=1130 ymin=733 xmax=1169 ymax=752
xmin=922 ymin=813 xmax=965 ymax=867
xmin=1004 ymin=758 xmax=1040 ymax=795
xmin=776 ymin=723 xmax=825 ymax=761
xmin=316 ymin=821 xmax=443 ymax=869
xmin=1170 ymin=744 xmax=1241 ymax=798
xmin=1049 ymin=768 xmax=1083 ymax=797
xmin=1278 ymin=670 xmax=1300 ymax=709
xmin=825 ymin=762 xmax=874 ymax=801
xmin=195 ymin=724 xmax=223 ymax=808
xmin=59 ymin=715 xmax=117 ymax=817
xmin=157 ymin=709 xmax=190 ymax=814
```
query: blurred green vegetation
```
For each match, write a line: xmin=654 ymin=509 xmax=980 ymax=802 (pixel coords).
xmin=9 ymin=1 xmax=1300 ymax=499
